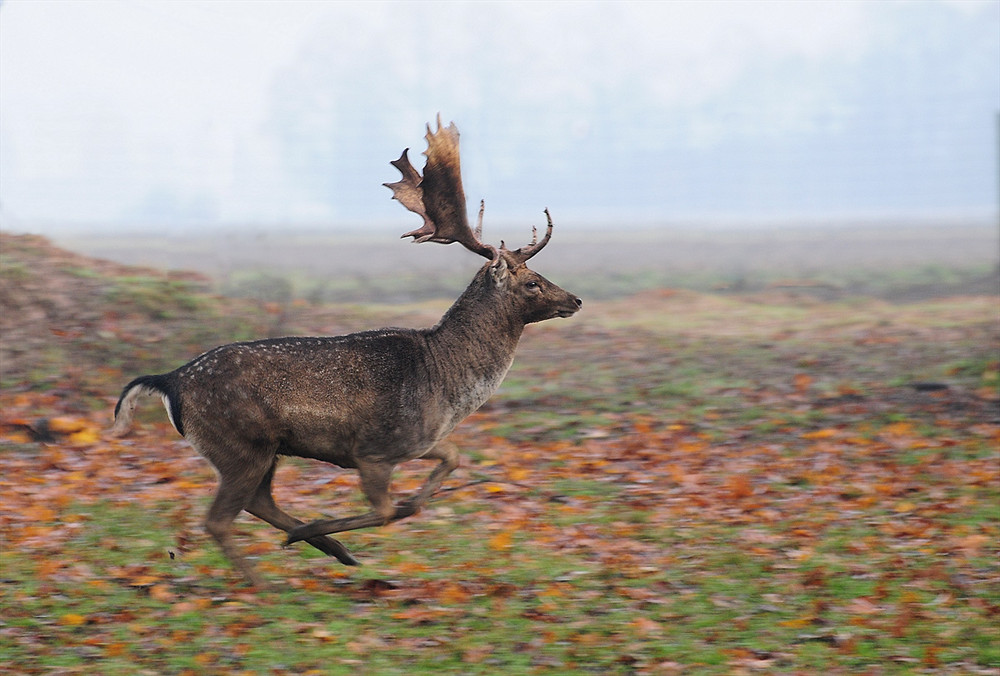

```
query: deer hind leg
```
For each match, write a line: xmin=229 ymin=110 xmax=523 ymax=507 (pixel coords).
xmin=285 ymin=459 xmax=399 ymax=545
xmin=203 ymin=462 xmax=272 ymax=588
xmin=245 ymin=459 xmax=359 ymax=566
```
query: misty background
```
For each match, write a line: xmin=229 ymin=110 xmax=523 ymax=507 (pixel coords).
xmin=1 ymin=0 xmax=998 ymax=234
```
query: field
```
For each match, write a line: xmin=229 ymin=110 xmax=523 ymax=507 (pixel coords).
xmin=54 ymin=220 xmax=1000 ymax=303
xmin=1 ymin=227 xmax=998 ymax=674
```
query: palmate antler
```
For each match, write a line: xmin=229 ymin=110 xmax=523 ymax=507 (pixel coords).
xmin=385 ymin=116 xmax=552 ymax=266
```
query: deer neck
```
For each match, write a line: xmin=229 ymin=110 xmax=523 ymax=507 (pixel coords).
xmin=424 ymin=271 xmax=524 ymax=414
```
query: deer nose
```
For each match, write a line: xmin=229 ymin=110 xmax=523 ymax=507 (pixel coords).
xmin=574 ymin=297 xmax=583 ymax=308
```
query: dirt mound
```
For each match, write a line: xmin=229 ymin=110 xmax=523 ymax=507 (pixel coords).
xmin=0 ymin=233 xmax=436 ymax=402
xmin=0 ymin=233 xmax=219 ymax=393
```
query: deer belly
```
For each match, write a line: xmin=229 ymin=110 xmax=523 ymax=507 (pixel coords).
xmin=276 ymin=419 xmax=359 ymax=467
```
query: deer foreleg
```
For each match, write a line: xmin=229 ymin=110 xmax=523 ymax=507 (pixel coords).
xmin=285 ymin=445 xmax=460 ymax=546
xmin=395 ymin=441 xmax=460 ymax=518
xmin=285 ymin=459 xmax=397 ymax=545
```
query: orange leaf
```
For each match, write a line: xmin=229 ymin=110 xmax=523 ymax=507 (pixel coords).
xmin=391 ymin=607 xmax=443 ymax=624
xmin=488 ymin=531 xmax=513 ymax=551
xmin=244 ymin=541 xmax=275 ymax=555
xmin=171 ymin=601 xmax=200 ymax=615
xmin=883 ymin=421 xmax=913 ymax=436
xmin=778 ymin=616 xmax=812 ymax=628
xmin=24 ymin=505 xmax=58 ymax=522
xmin=439 ymin=583 xmax=470 ymax=605
xmin=104 ymin=643 xmax=127 ymax=657
xmin=394 ymin=561 xmax=429 ymax=574
xmin=958 ymin=533 xmax=989 ymax=556
xmin=68 ymin=427 xmax=100 ymax=445
xmin=3 ymin=430 xmax=32 ymax=444
xmin=149 ymin=584 xmax=175 ymax=602
xmin=793 ymin=373 xmax=813 ymax=393
xmin=974 ymin=386 xmax=999 ymax=401
xmin=846 ymin=597 xmax=881 ymax=615
xmin=48 ymin=416 xmax=88 ymax=434
xmin=724 ymin=475 xmax=753 ymax=499
xmin=630 ymin=616 xmax=663 ymax=636
xmin=193 ymin=652 xmax=216 ymax=666
xmin=507 ymin=467 xmax=530 ymax=482
xmin=59 ymin=613 xmax=87 ymax=626
xmin=462 ymin=646 xmax=494 ymax=664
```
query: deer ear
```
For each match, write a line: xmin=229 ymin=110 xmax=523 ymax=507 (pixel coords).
xmin=489 ymin=256 xmax=510 ymax=287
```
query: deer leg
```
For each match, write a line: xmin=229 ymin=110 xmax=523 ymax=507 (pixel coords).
xmin=203 ymin=465 xmax=272 ymax=589
xmin=245 ymin=460 xmax=359 ymax=566
xmin=395 ymin=440 xmax=461 ymax=518
xmin=285 ymin=459 xmax=397 ymax=545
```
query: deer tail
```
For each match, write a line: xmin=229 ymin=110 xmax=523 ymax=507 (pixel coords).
xmin=111 ymin=374 xmax=183 ymax=437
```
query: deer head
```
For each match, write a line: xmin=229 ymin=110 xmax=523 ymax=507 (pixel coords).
xmin=385 ymin=117 xmax=580 ymax=325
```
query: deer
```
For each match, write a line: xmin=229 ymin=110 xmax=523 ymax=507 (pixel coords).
xmin=110 ymin=118 xmax=582 ymax=587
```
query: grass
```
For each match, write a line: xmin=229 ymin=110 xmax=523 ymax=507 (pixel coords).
xmin=1 ymin=235 xmax=998 ymax=673
xmin=6 ymin=426 xmax=995 ymax=674
xmin=103 ymin=276 xmax=208 ymax=319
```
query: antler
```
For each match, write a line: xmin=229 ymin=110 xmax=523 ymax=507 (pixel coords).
xmin=500 ymin=208 xmax=554 ymax=266
xmin=384 ymin=117 xmax=496 ymax=260
xmin=386 ymin=117 xmax=555 ymax=266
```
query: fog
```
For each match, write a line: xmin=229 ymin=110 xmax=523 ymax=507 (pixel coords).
xmin=1 ymin=0 xmax=998 ymax=232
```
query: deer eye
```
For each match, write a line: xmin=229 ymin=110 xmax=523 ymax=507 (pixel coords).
xmin=525 ymin=281 xmax=540 ymax=291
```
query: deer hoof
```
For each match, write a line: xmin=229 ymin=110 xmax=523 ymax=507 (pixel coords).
xmin=314 ymin=537 xmax=360 ymax=566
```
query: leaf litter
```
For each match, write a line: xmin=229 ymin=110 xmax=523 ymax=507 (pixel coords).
xmin=1 ymin=233 xmax=998 ymax=674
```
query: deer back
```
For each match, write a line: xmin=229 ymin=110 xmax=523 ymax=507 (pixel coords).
xmin=159 ymin=331 xmax=440 ymax=466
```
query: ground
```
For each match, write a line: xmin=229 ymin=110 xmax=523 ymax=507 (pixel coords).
xmin=0 ymin=230 xmax=997 ymax=674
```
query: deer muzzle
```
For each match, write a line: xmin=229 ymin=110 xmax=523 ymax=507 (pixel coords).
xmin=557 ymin=295 xmax=583 ymax=318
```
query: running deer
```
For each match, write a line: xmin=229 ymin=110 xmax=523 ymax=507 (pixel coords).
xmin=111 ymin=118 xmax=581 ymax=586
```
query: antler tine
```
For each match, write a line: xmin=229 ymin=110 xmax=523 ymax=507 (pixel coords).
xmin=426 ymin=111 xmax=443 ymax=138
xmin=501 ymin=208 xmax=554 ymax=265
xmin=387 ymin=119 xmax=496 ymax=261
xmin=475 ymin=200 xmax=485 ymax=240
xmin=384 ymin=149 xmax=435 ymax=241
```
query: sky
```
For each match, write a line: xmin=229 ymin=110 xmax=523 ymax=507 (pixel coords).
xmin=1 ymin=0 xmax=998 ymax=233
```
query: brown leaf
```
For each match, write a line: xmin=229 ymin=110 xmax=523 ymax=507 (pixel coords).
xmin=846 ymin=597 xmax=881 ymax=615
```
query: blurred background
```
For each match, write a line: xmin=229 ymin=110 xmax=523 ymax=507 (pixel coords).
xmin=1 ymin=0 xmax=998 ymax=300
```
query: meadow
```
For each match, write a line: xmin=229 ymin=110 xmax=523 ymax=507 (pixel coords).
xmin=1 ymin=227 xmax=997 ymax=674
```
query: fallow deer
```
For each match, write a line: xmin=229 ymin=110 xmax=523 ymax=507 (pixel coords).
xmin=111 ymin=118 xmax=581 ymax=587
